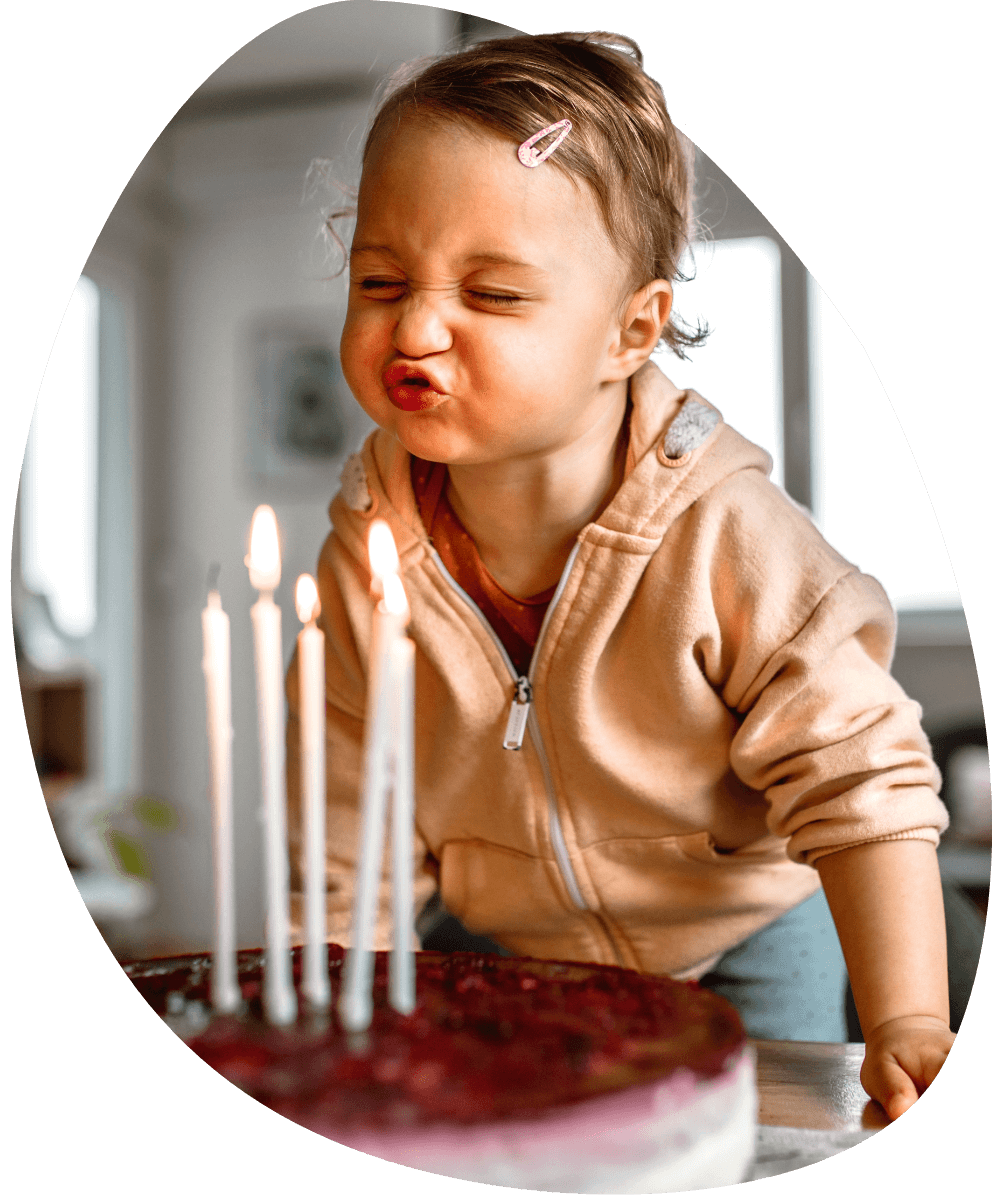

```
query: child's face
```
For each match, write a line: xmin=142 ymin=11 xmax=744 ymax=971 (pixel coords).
xmin=341 ymin=116 xmax=641 ymax=467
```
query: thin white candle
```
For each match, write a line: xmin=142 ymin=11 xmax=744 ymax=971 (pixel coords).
xmin=247 ymin=505 xmax=296 ymax=1026
xmin=201 ymin=585 xmax=240 ymax=1014
xmin=339 ymin=525 xmax=409 ymax=1033
xmin=296 ymin=572 xmax=329 ymax=1011
xmin=389 ymin=634 xmax=416 ymax=1015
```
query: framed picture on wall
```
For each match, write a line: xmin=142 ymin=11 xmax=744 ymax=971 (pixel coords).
xmin=246 ymin=311 xmax=374 ymax=495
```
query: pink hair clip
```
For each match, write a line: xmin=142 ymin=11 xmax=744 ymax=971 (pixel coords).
xmin=517 ymin=119 xmax=572 ymax=168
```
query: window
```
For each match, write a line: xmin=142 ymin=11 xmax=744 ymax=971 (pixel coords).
xmin=653 ymin=236 xmax=783 ymax=486
xmin=809 ymin=277 xmax=960 ymax=610
xmin=654 ymin=234 xmax=960 ymax=611
xmin=21 ymin=275 xmax=101 ymax=640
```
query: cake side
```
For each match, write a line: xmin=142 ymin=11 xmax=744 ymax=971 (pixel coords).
xmin=334 ymin=1047 xmax=757 ymax=1193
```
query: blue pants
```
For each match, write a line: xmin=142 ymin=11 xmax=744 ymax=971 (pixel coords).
xmin=421 ymin=887 xmax=850 ymax=1041
xmin=699 ymin=889 xmax=849 ymax=1042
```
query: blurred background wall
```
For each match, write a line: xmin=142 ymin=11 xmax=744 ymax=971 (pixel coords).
xmin=13 ymin=3 xmax=989 ymax=960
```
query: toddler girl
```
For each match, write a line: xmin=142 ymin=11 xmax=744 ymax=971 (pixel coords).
xmin=286 ymin=30 xmax=954 ymax=1122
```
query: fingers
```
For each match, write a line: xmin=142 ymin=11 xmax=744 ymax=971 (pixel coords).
xmin=862 ymin=1056 xmax=919 ymax=1121
xmin=883 ymin=1082 xmax=919 ymax=1121
xmin=859 ymin=1022 xmax=955 ymax=1121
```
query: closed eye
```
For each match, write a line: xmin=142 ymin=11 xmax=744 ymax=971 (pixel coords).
xmin=354 ymin=280 xmax=525 ymax=308
xmin=465 ymin=290 xmax=523 ymax=308
xmin=358 ymin=278 xmax=406 ymax=297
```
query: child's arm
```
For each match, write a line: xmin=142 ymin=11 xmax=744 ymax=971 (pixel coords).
xmin=817 ymin=839 xmax=955 ymax=1119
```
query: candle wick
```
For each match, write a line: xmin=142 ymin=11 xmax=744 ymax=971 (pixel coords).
xmin=207 ymin=562 xmax=221 ymax=592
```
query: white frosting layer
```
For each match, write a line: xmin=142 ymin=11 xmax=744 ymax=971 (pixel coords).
xmin=323 ymin=1046 xmax=757 ymax=1193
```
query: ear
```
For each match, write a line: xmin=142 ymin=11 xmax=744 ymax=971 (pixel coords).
xmin=605 ymin=281 xmax=674 ymax=380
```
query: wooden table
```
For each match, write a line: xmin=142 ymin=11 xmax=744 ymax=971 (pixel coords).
xmin=750 ymin=1040 xmax=888 ymax=1179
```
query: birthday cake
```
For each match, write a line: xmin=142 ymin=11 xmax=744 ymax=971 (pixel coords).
xmin=123 ymin=944 xmax=756 ymax=1192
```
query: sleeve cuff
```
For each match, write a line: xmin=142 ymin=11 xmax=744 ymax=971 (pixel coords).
xmin=800 ymin=825 xmax=943 ymax=867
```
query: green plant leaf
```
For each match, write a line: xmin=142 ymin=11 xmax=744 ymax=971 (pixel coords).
xmin=133 ymin=795 xmax=178 ymax=832
xmin=107 ymin=831 xmax=152 ymax=880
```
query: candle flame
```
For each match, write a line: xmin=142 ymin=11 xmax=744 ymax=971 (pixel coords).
xmin=368 ymin=520 xmax=399 ymax=586
xmin=381 ymin=572 xmax=409 ymax=618
xmin=247 ymin=504 xmax=281 ymax=591
xmin=295 ymin=574 xmax=321 ymax=624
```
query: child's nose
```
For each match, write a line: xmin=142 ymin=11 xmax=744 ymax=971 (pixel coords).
xmin=392 ymin=294 xmax=452 ymax=358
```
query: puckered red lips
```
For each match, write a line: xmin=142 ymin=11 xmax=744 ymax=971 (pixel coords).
xmin=382 ymin=362 xmax=447 ymax=412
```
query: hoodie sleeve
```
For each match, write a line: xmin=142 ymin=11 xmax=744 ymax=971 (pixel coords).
xmin=706 ymin=475 xmax=948 ymax=866
xmin=285 ymin=530 xmax=437 ymax=948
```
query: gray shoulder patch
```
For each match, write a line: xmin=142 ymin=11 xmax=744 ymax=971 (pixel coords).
xmin=661 ymin=398 xmax=720 ymax=459
xmin=340 ymin=452 xmax=373 ymax=512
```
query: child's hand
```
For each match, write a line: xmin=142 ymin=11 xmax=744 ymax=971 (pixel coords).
xmin=859 ymin=1015 xmax=955 ymax=1120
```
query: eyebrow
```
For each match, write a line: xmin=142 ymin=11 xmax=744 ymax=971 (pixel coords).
xmin=350 ymin=245 xmax=539 ymax=271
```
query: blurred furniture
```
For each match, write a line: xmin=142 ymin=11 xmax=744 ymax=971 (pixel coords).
xmin=19 ymin=662 xmax=160 ymax=955
xmin=931 ymin=722 xmax=991 ymax=917
xmin=19 ymin=667 xmax=88 ymax=823
xmin=892 ymin=610 xmax=990 ymax=916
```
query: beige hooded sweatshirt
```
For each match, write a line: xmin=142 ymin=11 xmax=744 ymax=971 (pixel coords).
xmin=286 ymin=361 xmax=947 ymax=979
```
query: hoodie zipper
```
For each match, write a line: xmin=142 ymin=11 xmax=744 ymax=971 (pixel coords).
xmin=428 ymin=545 xmax=588 ymax=913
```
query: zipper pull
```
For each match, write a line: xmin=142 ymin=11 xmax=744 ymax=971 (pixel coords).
xmin=503 ymin=676 xmax=532 ymax=751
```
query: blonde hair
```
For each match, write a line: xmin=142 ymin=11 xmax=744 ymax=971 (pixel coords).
xmin=361 ymin=31 xmax=707 ymax=356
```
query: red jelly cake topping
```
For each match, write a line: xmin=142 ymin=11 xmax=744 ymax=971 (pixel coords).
xmin=124 ymin=944 xmax=746 ymax=1130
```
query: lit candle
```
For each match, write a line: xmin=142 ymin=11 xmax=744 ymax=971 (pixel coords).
xmin=389 ymin=632 xmax=416 ymax=1015
xmin=246 ymin=505 xmax=296 ymax=1026
xmin=338 ymin=523 xmax=410 ymax=1033
xmin=201 ymin=571 xmax=240 ymax=1014
xmin=296 ymin=572 xmax=329 ymax=1011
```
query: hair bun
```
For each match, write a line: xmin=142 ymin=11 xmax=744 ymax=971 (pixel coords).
xmin=574 ymin=30 xmax=644 ymax=69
